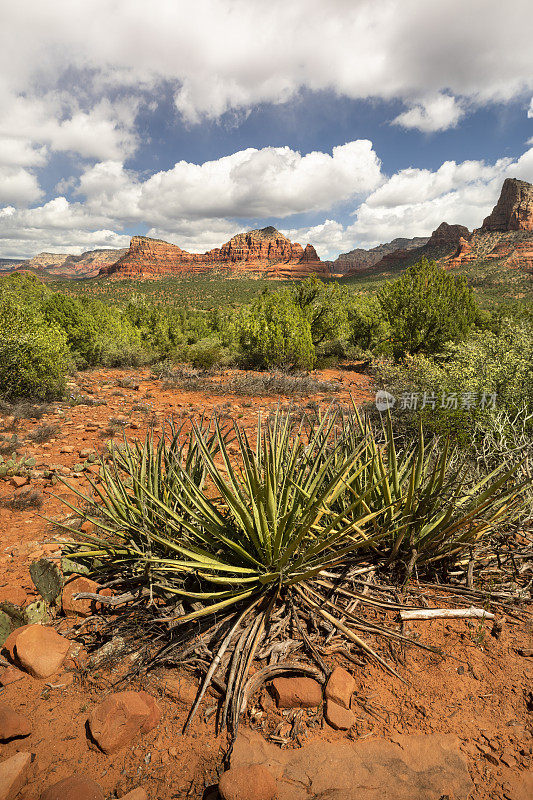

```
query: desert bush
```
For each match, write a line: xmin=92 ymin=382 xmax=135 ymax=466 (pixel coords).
xmin=347 ymin=295 xmax=391 ymax=352
xmin=226 ymin=372 xmax=340 ymax=396
xmin=0 ymin=322 xmax=71 ymax=401
xmin=378 ymin=258 xmax=479 ymax=357
xmin=232 ymin=290 xmax=315 ymax=370
xmin=0 ymin=490 xmax=43 ymax=511
xmin=292 ymin=276 xmax=348 ymax=346
xmin=28 ymin=423 xmax=60 ymax=443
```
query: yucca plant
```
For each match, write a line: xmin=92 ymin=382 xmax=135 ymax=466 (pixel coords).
xmin=58 ymin=410 xmax=407 ymax=730
xmin=330 ymin=408 xmax=528 ymax=579
xmin=57 ymin=407 xmax=527 ymax=735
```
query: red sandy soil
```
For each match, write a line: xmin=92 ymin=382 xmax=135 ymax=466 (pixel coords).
xmin=0 ymin=367 xmax=531 ymax=799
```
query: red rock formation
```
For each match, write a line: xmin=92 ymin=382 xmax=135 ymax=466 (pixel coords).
xmin=482 ymin=178 xmax=533 ymax=232
xmin=426 ymin=222 xmax=470 ymax=248
xmin=101 ymin=228 xmax=330 ymax=281
xmin=6 ymin=248 xmax=127 ymax=279
xmin=449 ymin=236 xmax=475 ymax=267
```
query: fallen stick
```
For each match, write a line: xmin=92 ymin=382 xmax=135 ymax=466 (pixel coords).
xmin=400 ymin=606 xmax=495 ymax=621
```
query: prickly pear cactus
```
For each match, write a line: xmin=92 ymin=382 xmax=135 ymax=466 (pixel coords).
xmin=61 ymin=555 xmax=90 ymax=576
xmin=0 ymin=610 xmax=14 ymax=646
xmin=24 ymin=600 xmax=48 ymax=624
xmin=0 ymin=601 xmax=25 ymax=628
xmin=29 ymin=558 xmax=64 ymax=603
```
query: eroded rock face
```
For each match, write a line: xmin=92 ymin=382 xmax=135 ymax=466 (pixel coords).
xmin=100 ymin=228 xmax=330 ymax=281
xmin=482 ymin=178 xmax=533 ymax=232
xmin=227 ymin=728 xmax=473 ymax=800
xmin=449 ymin=236 xmax=475 ymax=266
xmin=426 ymin=222 xmax=470 ymax=248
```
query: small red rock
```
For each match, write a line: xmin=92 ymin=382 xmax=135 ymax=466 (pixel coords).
xmin=10 ymin=476 xmax=28 ymax=488
xmin=87 ymin=690 xmax=161 ymax=754
xmin=61 ymin=577 xmax=100 ymax=617
xmin=14 ymin=625 xmax=70 ymax=678
xmin=0 ymin=751 xmax=31 ymax=800
xmin=0 ymin=703 xmax=32 ymax=741
xmin=271 ymin=676 xmax=322 ymax=709
xmin=218 ymin=764 xmax=276 ymax=800
xmin=119 ymin=790 xmax=148 ymax=800
xmin=325 ymin=666 xmax=356 ymax=709
xmin=325 ymin=698 xmax=356 ymax=730
xmin=40 ymin=775 xmax=105 ymax=800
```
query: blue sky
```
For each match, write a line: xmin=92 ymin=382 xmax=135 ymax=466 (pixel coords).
xmin=1 ymin=0 xmax=532 ymax=259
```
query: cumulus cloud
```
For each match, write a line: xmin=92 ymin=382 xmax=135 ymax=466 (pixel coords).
xmin=0 ymin=166 xmax=43 ymax=205
xmin=77 ymin=141 xmax=383 ymax=222
xmin=392 ymin=94 xmax=464 ymax=133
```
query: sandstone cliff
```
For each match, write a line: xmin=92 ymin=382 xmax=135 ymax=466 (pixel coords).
xmin=482 ymin=178 xmax=533 ymax=232
xmin=101 ymin=228 xmax=330 ymax=281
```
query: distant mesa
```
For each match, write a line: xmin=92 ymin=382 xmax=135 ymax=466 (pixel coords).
xmin=99 ymin=227 xmax=329 ymax=281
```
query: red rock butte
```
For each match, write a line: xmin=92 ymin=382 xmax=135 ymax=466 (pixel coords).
xmin=99 ymin=226 xmax=330 ymax=280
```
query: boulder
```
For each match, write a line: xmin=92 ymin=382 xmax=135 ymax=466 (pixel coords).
xmin=87 ymin=690 xmax=161 ymax=754
xmin=41 ymin=776 xmax=105 ymax=800
xmin=228 ymin=728 xmax=473 ymax=800
xmin=324 ymin=699 xmax=355 ymax=730
xmin=2 ymin=626 xmax=32 ymax=662
xmin=0 ymin=752 xmax=31 ymax=800
xmin=12 ymin=625 xmax=70 ymax=678
xmin=218 ymin=764 xmax=277 ymax=800
xmin=324 ymin=667 xmax=355 ymax=709
xmin=271 ymin=676 xmax=322 ymax=709
xmin=0 ymin=703 xmax=32 ymax=741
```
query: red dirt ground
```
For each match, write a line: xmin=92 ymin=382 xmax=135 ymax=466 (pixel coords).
xmin=0 ymin=367 xmax=531 ymax=799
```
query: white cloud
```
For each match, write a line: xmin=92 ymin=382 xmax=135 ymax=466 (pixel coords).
xmin=77 ymin=141 xmax=383 ymax=222
xmin=0 ymin=166 xmax=43 ymax=205
xmin=1 ymin=1 xmax=532 ymax=129
xmin=528 ymin=98 xmax=533 ymax=118
xmin=392 ymin=94 xmax=464 ymax=132
xmin=281 ymin=220 xmax=355 ymax=260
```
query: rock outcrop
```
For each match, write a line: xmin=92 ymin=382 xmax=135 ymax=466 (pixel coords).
xmin=426 ymin=222 xmax=470 ymax=248
xmin=482 ymin=178 xmax=533 ymax=232
xmin=100 ymin=228 xmax=330 ymax=281
xmin=333 ymin=236 xmax=428 ymax=275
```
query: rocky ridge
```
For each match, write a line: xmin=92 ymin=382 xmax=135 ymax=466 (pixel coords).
xmin=100 ymin=227 xmax=329 ymax=281
xmin=1 ymin=249 xmax=127 ymax=280
xmin=337 ymin=177 xmax=533 ymax=279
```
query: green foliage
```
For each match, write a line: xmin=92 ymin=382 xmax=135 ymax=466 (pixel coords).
xmin=292 ymin=276 xmax=348 ymax=346
xmin=347 ymin=295 xmax=391 ymax=352
xmin=29 ymin=558 xmax=64 ymax=603
xmin=0 ymin=323 xmax=70 ymax=400
xmin=232 ymin=290 xmax=316 ymax=370
xmin=378 ymin=258 xmax=478 ymax=357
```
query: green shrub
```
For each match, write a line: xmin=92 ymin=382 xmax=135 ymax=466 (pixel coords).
xmin=0 ymin=325 xmax=71 ymax=400
xmin=347 ymin=295 xmax=391 ymax=352
xmin=232 ymin=290 xmax=315 ymax=370
xmin=379 ymin=258 xmax=478 ymax=357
